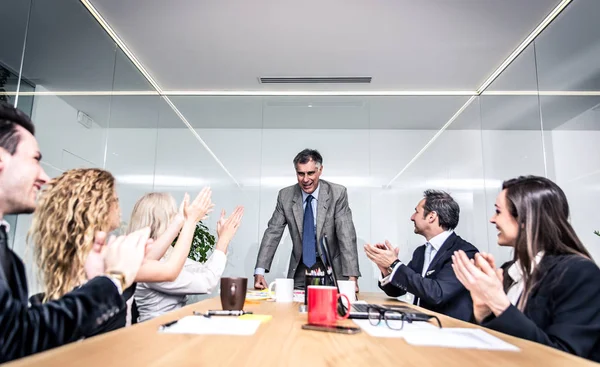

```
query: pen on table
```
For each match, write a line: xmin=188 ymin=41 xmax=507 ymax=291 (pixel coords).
xmin=193 ymin=310 xmax=253 ymax=318
xmin=159 ymin=319 xmax=179 ymax=330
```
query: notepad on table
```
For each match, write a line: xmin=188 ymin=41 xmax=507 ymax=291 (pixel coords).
xmin=160 ymin=316 xmax=261 ymax=336
xmin=353 ymin=319 xmax=436 ymax=338
xmin=246 ymin=290 xmax=271 ymax=301
xmin=404 ymin=328 xmax=519 ymax=351
xmin=238 ymin=314 xmax=272 ymax=323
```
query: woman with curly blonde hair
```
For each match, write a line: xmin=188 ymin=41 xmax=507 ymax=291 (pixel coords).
xmin=30 ymin=168 xmax=214 ymax=335
xmin=31 ymin=168 xmax=121 ymax=301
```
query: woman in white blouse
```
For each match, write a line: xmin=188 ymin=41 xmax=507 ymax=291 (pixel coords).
xmin=129 ymin=193 xmax=244 ymax=322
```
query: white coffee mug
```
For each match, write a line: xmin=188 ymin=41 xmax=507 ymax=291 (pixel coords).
xmin=337 ymin=280 xmax=357 ymax=307
xmin=268 ymin=278 xmax=294 ymax=302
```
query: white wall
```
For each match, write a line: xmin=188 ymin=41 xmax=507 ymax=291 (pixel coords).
xmin=105 ymin=127 xmax=553 ymax=293
xmin=15 ymin=111 xmax=597 ymax=295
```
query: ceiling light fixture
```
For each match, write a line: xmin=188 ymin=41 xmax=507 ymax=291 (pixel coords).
xmin=483 ymin=90 xmax=600 ymax=96
xmin=80 ymin=0 xmax=240 ymax=187
xmin=5 ymin=89 xmax=600 ymax=97
xmin=259 ymin=76 xmax=372 ymax=84
xmin=385 ymin=0 xmax=574 ymax=188
xmin=5 ymin=90 xmax=159 ymax=96
xmin=162 ymin=90 xmax=476 ymax=96
xmin=476 ymin=0 xmax=574 ymax=94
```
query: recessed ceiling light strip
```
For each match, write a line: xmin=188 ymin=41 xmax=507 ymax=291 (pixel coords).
xmin=80 ymin=0 xmax=163 ymax=93
xmin=4 ymin=90 xmax=600 ymax=97
xmin=8 ymin=90 xmax=159 ymax=96
xmin=385 ymin=0 xmax=573 ymax=188
xmin=483 ymin=90 xmax=600 ymax=96
xmin=163 ymin=90 xmax=476 ymax=96
xmin=80 ymin=0 xmax=240 ymax=188
xmin=476 ymin=0 xmax=573 ymax=94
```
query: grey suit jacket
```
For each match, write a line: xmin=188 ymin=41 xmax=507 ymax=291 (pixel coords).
xmin=255 ymin=180 xmax=361 ymax=278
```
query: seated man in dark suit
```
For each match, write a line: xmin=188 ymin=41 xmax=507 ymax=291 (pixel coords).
xmin=0 ymin=102 xmax=148 ymax=362
xmin=364 ymin=190 xmax=478 ymax=321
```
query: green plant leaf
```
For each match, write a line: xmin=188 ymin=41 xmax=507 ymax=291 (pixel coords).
xmin=171 ymin=221 xmax=216 ymax=263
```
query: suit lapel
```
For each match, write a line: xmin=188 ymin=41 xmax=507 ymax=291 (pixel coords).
xmin=316 ymin=182 xmax=330 ymax=243
xmin=12 ymin=253 xmax=28 ymax=303
xmin=425 ymin=233 xmax=457 ymax=275
xmin=414 ymin=245 xmax=426 ymax=275
xmin=292 ymin=186 xmax=304 ymax=239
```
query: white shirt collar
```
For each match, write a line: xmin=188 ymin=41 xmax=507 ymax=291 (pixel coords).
xmin=427 ymin=230 xmax=453 ymax=252
xmin=508 ymin=252 xmax=545 ymax=283
xmin=302 ymin=184 xmax=320 ymax=203
xmin=0 ymin=219 xmax=10 ymax=232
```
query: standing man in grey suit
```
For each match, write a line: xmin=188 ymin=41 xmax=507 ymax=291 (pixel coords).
xmin=254 ymin=149 xmax=360 ymax=290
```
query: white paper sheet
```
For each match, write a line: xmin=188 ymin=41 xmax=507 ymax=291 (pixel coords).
xmin=403 ymin=328 xmax=520 ymax=351
xmin=352 ymin=319 xmax=437 ymax=338
xmin=159 ymin=316 xmax=261 ymax=336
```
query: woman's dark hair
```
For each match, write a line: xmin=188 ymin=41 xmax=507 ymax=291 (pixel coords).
xmin=502 ymin=175 xmax=590 ymax=309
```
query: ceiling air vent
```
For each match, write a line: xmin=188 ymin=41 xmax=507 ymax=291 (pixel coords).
xmin=259 ymin=76 xmax=372 ymax=84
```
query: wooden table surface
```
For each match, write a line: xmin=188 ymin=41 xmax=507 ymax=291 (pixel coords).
xmin=7 ymin=293 xmax=597 ymax=366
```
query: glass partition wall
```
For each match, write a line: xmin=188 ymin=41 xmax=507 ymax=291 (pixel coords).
xmin=2 ymin=0 xmax=598 ymax=296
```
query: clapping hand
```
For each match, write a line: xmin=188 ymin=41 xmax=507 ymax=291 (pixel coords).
xmin=174 ymin=193 xmax=190 ymax=222
xmin=451 ymin=250 xmax=509 ymax=323
xmin=185 ymin=187 xmax=215 ymax=223
xmin=364 ymin=240 xmax=399 ymax=276
xmin=216 ymin=206 xmax=245 ymax=243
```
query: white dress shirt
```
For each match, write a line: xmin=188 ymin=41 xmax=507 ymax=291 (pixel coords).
xmin=506 ymin=252 xmax=544 ymax=305
xmin=135 ymin=249 xmax=227 ymax=322
xmin=254 ymin=184 xmax=320 ymax=276
xmin=380 ymin=230 xmax=454 ymax=285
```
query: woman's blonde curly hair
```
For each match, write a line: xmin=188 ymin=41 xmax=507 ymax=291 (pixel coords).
xmin=30 ymin=168 xmax=118 ymax=301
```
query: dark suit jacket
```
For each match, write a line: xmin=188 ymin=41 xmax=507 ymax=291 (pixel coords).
xmin=379 ymin=232 xmax=478 ymax=321
xmin=30 ymin=284 xmax=138 ymax=337
xmin=255 ymin=180 xmax=360 ymax=279
xmin=482 ymin=254 xmax=600 ymax=363
xmin=0 ymin=246 xmax=125 ymax=362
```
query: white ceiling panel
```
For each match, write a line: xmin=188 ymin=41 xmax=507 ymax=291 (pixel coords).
xmin=89 ymin=0 xmax=561 ymax=91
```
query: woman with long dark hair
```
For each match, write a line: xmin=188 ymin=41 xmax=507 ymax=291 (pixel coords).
xmin=452 ymin=176 xmax=600 ymax=362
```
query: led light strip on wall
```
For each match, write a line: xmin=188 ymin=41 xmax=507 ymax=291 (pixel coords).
xmin=4 ymin=90 xmax=600 ymax=97
xmin=385 ymin=0 xmax=574 ymax=188
xmin=161 ymin=90 xmax=477 ymax=96
xmin=4 ymin=91 xmax=159 ymax=96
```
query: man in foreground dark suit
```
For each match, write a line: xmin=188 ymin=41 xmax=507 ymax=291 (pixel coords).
xmin=364 ymin=190 xmax=478 ymax=321
xmin=0 ymin=102 xmax=149 ymax=362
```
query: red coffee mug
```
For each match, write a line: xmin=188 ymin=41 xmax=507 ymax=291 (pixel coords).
xmin=307 ymin=286 xmax=351 ymax=326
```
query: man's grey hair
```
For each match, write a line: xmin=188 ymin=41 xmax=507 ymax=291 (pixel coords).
xmin=293 ymin=149 xmax=323 ymax=168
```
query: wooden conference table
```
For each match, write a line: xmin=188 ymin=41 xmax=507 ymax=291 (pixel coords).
xmin=7 ymin=293 xmax=597 ymax=366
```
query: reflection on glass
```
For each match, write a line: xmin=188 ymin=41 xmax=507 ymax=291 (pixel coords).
xmin=22 ymin=0 xmax=117 ymax=93
xmin=0 ymin=0 xmax=31 ymax=114
xmin=534 ymin=0 xmax=600 ymax=261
